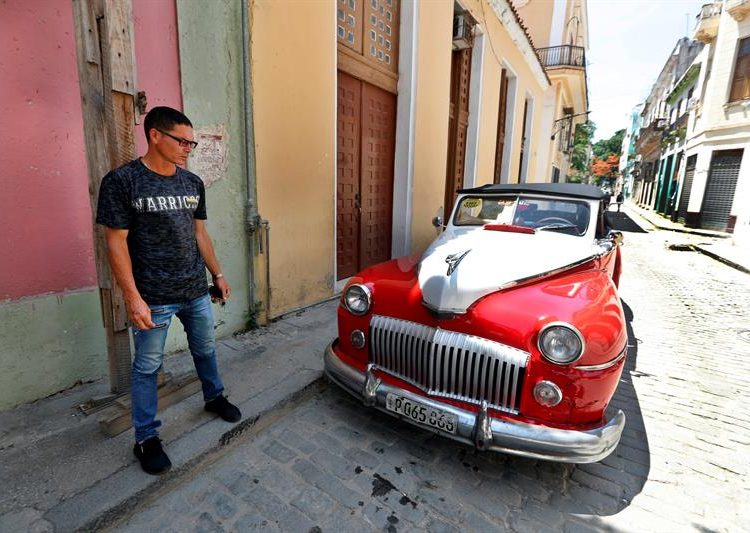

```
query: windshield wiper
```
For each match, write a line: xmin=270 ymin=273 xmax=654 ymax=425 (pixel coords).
xmin=537 ymin=223 xmax=578 ymax=232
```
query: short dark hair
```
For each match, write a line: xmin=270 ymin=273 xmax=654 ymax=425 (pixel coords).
xmin=143 ymin=106 xmax=192 ymax=143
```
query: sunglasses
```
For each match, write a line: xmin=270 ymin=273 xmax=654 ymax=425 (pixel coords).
xmin=157 ymin=129 xmax=199 ymax=149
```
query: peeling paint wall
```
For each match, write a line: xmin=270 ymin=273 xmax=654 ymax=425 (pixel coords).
xmin=176 ymin=0 xmax=251 ymax=340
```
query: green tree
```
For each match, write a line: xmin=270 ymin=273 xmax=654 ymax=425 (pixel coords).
xmin=592 ymin=129 xmax=625 ymax=159
xmin=569 ymin=121 xmax=595 ymax=183
xmin=588 ymin=129 xmax=625 ymax=186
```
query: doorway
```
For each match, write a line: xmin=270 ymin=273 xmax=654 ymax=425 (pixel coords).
xmin=336 ymin=71 xmax=396 ymax=280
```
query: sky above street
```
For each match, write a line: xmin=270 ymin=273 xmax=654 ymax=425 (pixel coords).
xmin=587 ymin=0 xmax=708 ymax=141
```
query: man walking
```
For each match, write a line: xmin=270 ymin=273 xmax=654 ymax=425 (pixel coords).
xmin=96 ymin=106 xmax=241 ymax=475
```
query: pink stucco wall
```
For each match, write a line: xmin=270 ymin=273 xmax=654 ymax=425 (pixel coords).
xmin=132 ymin=0 xmax=183 ymax=155
xmin=0 ymin=1 xmax=183 ymax=301
xmin=0 ymin=1 xmax=96 ymax=300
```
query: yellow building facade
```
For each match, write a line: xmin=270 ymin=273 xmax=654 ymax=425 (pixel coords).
xmin=514 ymin=0 xmax=590 ymax=183
xmin=250 ymin=0 xmax=565 ymax=318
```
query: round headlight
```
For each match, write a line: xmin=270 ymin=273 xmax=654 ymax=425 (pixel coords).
xmin=533 ymin=381 xmax=563 ymax=407
xmin=343 ymin=284 xmax=372 ymax=316
xmin=350 ymin=329 xmax=366 ymax=349
xmin=538 ymin=322 xmax=584 ymax=365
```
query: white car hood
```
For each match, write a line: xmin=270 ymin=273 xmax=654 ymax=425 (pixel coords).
xmin=418 ymin=228 xmax=600 ymax=313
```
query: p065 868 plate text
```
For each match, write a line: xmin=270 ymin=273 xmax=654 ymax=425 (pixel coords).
xmin=385 ymin=393 xmax=457 ymax=434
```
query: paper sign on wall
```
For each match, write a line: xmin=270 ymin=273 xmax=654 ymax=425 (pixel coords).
xmin=189 ymin=124 xmax=228 ymax=188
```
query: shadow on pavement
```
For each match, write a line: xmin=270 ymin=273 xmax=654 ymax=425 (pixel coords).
xmin=565 ymin=299 xmax=651 ymax=515
xmin=323 ymin=299 xmax=650 ymax=529
xmin=607 ymin=211 xmax=648 ymax=233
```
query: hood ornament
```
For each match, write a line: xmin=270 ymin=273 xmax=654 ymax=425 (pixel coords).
xmin=445 ymin=249 xmax=471 ymax=276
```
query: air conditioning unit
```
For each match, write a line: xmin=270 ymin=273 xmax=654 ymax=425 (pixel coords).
xmin=635 ymin=154 xmax=642 ymax=162
xmin=687 ymin=97 xmax=698 ymax=110
xmin=452 ymin=14 xmax=474 ymax=50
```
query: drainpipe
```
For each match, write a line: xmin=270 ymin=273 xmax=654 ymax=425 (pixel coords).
xmin=262 ymin=219 xmax=271 ymax=323
xmin=241 ymin=0 xmax=260 ymax=313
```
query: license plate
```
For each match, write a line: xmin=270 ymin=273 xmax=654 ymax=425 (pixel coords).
xmin=385 ymin=393 xmax=457 ymax=434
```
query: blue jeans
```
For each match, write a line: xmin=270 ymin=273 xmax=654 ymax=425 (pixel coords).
xmin=131 ymin=294 xmax=224 ymax=442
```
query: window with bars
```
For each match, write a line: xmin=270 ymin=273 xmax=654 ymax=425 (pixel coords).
xmin=729 ymin=36 xmax=750 ymax=102
xmin=336 ymin=0 xmax=399 ymax=73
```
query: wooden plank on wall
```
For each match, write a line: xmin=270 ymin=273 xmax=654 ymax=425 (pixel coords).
xmin=73 ymin=0 xmax=136 ymax=394
xmin=104 ymin=0 xmax=136 ymax=95
xmin=73 ymin=0 xmax=112 ymax=289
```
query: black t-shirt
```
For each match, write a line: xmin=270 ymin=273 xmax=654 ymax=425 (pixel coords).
xmin=96 ymin=159 xmax=209 ymax=305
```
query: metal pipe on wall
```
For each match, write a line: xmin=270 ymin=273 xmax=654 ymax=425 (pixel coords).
xmin=241 ymin=0 xmax=260 ymax=315
xmin=263 ymin=220 xmax=271 ymax=323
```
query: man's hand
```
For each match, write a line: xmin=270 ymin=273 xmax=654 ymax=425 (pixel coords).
xmin=213 ymin=275 xmax=231 ymax=303
xmin=126 ymin=295 xmax=156 ymax=330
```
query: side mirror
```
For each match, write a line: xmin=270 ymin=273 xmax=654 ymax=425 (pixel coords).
xmin=432 ymin=216 xmax=444 ymax=228
xmin=608 ymin=230 xmax=624 ymax=246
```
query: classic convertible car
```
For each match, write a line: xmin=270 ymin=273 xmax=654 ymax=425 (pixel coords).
xmin=325 ymin=183 xmax=627 ymax=463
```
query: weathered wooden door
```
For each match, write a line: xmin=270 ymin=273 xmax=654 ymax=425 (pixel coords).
xmin=445 ymin=48 xmax=472 ymax=216
xmin=336 ymin=71 xmax=395 ymax=279
xmin=359 ymin=82 xmax=395 ymax=270
xmin=73 ymin=0 xmax=139 ymax=394
xmin=337 ymin=72 xmax=362 ymax=279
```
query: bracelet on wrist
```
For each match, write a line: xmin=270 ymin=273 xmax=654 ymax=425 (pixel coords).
xmin=212 ymin=273 xmax=223 ymax=279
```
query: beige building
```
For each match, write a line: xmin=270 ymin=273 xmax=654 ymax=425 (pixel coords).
xmin=679 ymin=1 xmax=750 ymax=239
xmin=250 ymin=0 xmax=573 ymax=318
xmin=514 ymin=0 xmax=590 ymax=183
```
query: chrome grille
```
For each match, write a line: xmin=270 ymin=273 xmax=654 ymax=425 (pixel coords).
xmin=369 ymin=315 xmax=529 ymax=414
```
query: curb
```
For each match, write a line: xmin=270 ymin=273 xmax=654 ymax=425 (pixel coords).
xmin=44 ymin=374 xmax=327 ymax=532
xmin=668 ymin=243 xmax=750 ymax=275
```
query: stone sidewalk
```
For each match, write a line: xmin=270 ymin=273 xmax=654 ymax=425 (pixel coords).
xmin=0 ymin=298 xmax=339 ymax=532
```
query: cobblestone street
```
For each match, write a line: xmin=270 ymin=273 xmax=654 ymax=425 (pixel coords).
xmin=114 ymin=213 xmax=750 ymax=532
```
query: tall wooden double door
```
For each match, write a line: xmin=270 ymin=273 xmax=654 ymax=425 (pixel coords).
xmin=336 ymin=71 xmax=396 ymax=280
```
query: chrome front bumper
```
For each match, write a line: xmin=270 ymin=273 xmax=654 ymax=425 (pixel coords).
xmin=324 ymin=341 xmax=625 ymax=464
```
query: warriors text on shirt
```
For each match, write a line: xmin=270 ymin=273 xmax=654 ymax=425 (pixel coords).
xmin=131 ymin=195 xmax=201 ymax=212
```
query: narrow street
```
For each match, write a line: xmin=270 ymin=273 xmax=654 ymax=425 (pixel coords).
xmin=113 ymin=209 xmax=750 ymax=532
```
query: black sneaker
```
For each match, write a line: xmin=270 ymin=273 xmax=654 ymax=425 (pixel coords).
xmin=205 ymin=395 xmax=242 ymax=423
xmin=133 ymin=437 xmax=172 ymax=475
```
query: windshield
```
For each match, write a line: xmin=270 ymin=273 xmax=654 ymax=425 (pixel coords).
xmin=453 ymin=195 xmax=591 ymax=236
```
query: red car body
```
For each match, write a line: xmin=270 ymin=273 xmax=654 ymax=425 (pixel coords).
xmin=325 ymin=183 xmax=627 ymax=463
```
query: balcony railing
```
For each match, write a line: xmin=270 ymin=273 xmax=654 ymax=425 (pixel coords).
xmin=536 ymin=45 xmax=586 ymax=69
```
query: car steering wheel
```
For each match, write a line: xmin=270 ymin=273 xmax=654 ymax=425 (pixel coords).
xmin=536 ymin=217 xmax=571 ymax=226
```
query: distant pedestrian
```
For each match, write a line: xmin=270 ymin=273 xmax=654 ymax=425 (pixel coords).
xmin=96 ymin=106 xmax=241 ymax=476
xmin=616 ymin=191 xmax=624 ymax=212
